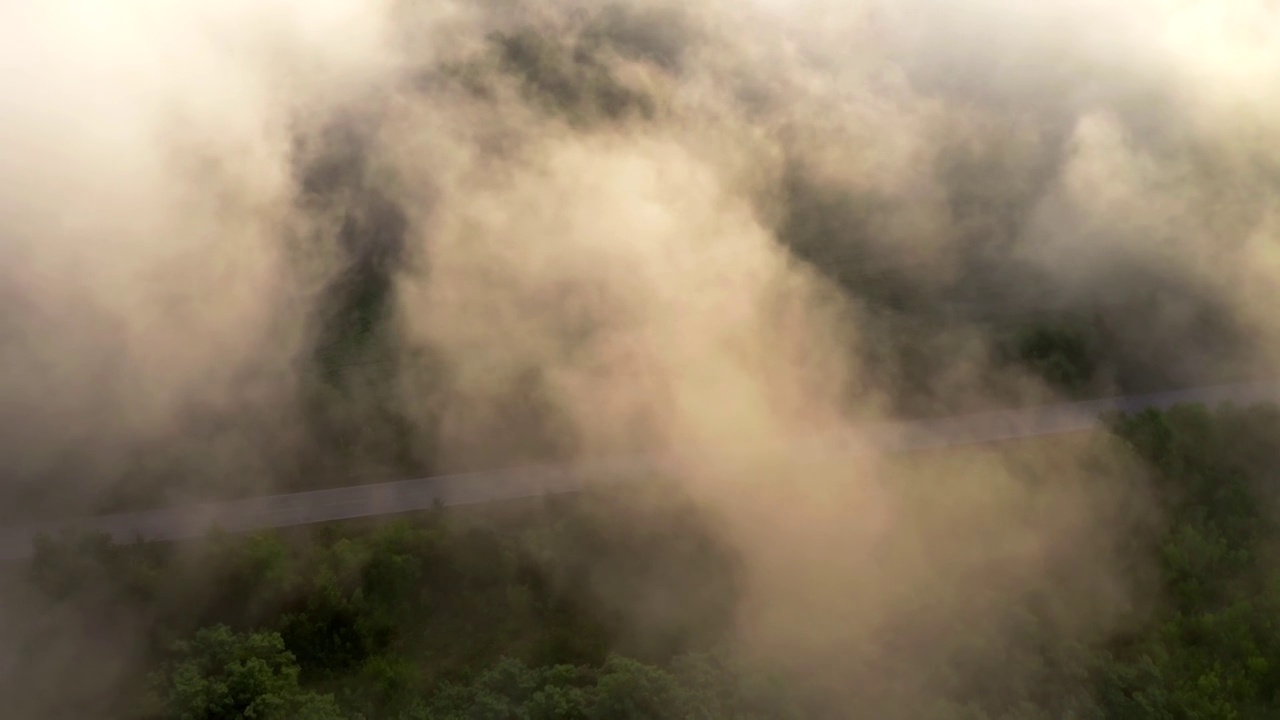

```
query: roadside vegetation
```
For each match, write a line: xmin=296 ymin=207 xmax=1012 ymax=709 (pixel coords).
xmin=7 ymin=402 xmax=1280 ymax=718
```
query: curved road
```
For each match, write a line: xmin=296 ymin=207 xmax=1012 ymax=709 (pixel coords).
xmin=3 ymin=380 xmax=1278 ymax=560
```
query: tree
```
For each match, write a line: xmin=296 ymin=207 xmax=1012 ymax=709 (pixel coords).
xmin=1011 ymin=322 xmax=1098 ymax=393
xmin=151 ymin=625 xmax=343 ymax=720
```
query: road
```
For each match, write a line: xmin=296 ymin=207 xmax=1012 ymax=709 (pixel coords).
xmin=2 ymin=380 xmax=1278 ymax=560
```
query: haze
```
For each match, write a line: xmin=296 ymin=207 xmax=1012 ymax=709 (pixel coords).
xmin=0 ymin=0 xmax=1277 ymax=716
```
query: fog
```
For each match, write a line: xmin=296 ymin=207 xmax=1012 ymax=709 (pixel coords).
xmin=0 ymin=0 xmax=1276 ymax=715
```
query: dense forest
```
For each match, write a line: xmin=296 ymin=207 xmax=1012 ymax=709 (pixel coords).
xmin=5 ymin=401 xmax=1280 ymax=719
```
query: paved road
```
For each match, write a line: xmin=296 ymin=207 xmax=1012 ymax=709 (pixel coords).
xmin=3 ymin=380 xmax=1278 ymax=560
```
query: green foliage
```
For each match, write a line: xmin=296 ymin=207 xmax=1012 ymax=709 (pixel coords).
xmin=413 ymin=653 xmax=799 ymax=720
xmin=1094 ymin=404 xmax=1280 ymax=718
xmin=1011 ymin=321 xmax=1099 ymax=393
xmin=14 ymin=403 xmax=1280 ymax=719
xmin=150 ymin=625 xmax=342 ymax=720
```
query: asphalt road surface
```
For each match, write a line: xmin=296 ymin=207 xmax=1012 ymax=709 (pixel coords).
xmin=3 ymin=380 xmax=1278 ymax=560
